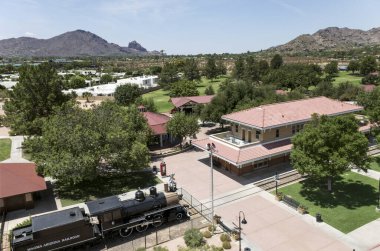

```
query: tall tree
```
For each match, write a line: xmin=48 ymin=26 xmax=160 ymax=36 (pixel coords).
xmin=69 ymin=75 xmax=87 ymax=89
xmin=244 ymin=56 xmax=260 ymax=83
xmin=347 ymin=60 xmax=360 ymax=74
xmin=166 ymin=113 xmax=200 ymax=147
xmin=270 ymin=54 xmax=283 ymax=69
xmin=114 ymin=84 xmax=142 ymax=106
xmin=204 ymin=57 xmax=218 ymax=80
xmin=291 ymin=114 xmax=369 ymax=191
xmin=360 ymin=56 xmax=377 ymax=75
xmin=25 ymin=102 xmax=151 ymax=185
xmin=159 ymin=62 xmax=179 ymax=89
xmin=4 ymin=63 xmax=70 ymax=135
xmin=233 ymin=57 xmax=245 ymax=80
xmin=169 ymin=80 xmax=199 ymax=97
xmin=183 ymin=58 xmax=200 ymax=81
xmin=324 ymin=61 xmax=339 ymax=76
xmin=100 ymin=74 xmax=113 ymax=84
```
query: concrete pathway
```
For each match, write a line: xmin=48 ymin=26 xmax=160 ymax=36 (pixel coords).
xmin=1 ymin=135 xmax=31 ymax=163
xmin=352 ymin=168 xmax=380 ymax=180
xmin=347 ymin=218 xmax=380 ymax=251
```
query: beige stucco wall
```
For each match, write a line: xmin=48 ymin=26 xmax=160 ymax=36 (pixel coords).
xmin=231 ymin=124 xmax=262 ymax=142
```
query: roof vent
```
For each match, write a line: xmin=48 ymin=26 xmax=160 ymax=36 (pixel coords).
xmin=69 ymin=211 xmax=76 ymax=217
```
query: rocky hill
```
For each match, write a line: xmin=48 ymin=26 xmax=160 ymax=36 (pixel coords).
xmin=267 ymin=27 xmax=380 ymax=54
xmin=0 ymin=30 xmax=156 ymax=57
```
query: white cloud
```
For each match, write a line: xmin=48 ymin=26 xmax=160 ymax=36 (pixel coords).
xmin=24 ymin=31 xmax=37 ymax=37
xmin=270 ymin=0 xmax=305 ymax=16
xmin=99 ymin=0 xmax=191 ymax=19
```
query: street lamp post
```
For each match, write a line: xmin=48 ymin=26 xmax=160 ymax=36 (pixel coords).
xmin=237 ymin=211 xmax=247 ymax=251
xmin=206 ymin=142 xmax=216 ymax=234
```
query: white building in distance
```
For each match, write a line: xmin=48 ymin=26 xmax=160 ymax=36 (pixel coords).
xmin=63 ymin=75 xmax=158 ymax=96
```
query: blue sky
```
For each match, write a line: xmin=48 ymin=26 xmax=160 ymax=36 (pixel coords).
xmin=1 ymin=0 xmax=380 ymax=54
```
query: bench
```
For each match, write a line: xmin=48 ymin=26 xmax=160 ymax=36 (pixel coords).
xmin=282 ymin=195 xmax=300 ymax=209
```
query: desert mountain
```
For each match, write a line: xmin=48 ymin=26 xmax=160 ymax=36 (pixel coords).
xmin=267 ymin=27 xmax=380 ymax=53
xmin=0 ymin=30 xmax=156 ymax=57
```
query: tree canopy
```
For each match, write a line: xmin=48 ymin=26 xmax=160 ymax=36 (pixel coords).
xmin=4 ymin=63 xmax=71 ymax=135
xmin=203 ymin=57 xmax=218 ymax=80
xmin=169 ymin=80 xmax=199 ymax=97
xmin=360 ymin=56 xmax=377 ymax=75
xmin=159 ymin=62 xmax=179 ymax=89
xmin=25 ymin=102 xmax=151 ymax=185
xmin=324 ymin=61 xmax=339 ymax=76
xmin=166 ymin=112 xmax=200 ymax=147
xmin=68 ymin=75 xmax=87 ymax=89
xmin=270 ymin=54 xmax=283 ymax=69
xmin=114 ymin=84 xmax=142 ymax=106
xmin=291 ymin=114 xmax=369 ymax=191
xmin=183 ymin=58 xmax=201 ymax=81
xmin=100 ymin=74 xmax=113 ymax=84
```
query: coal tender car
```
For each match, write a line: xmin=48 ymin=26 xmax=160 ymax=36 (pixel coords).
xmin=11 ymin=186 xmax=188 ymax=251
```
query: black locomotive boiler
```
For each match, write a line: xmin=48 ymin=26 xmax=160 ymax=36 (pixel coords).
xmin=11 ymin=186 xmax=188 ymax=251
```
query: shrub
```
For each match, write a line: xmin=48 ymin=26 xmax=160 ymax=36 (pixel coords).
xmin=208 ymin=224 xmax=216 ymax=232
xmin=153 ymin=247 xmax=169 ymax=251
xmin=136 ymin=248 xmax=146 ymax=251
xmin=184 ymin=228 xmax=204 ymax=248
xmin=203 ymin=230 xmax=212 ymax=238
xmin=222 ymin=241 xmax=232 ymax=249
xmin=220 ymin=233 xmax=231 ymax=242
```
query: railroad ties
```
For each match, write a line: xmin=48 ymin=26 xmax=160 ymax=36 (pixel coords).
xmin=253 ymin=170 xmax=305 ymax=191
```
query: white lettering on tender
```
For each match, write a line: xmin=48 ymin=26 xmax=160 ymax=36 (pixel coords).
xmin=26 ymin=235 xmax=81 ymax=251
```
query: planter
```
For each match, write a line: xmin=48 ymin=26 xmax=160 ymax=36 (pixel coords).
xmin=297 ymin=205 xmax=307 ymax=214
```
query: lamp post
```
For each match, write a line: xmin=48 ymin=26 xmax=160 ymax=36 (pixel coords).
xmin=237 ymin=211 xmax=247 ymax=251
xmin=206 ymin=142 xmax=216 ymax=233
xmin=377 ymin=178 xmax=380 ymax=211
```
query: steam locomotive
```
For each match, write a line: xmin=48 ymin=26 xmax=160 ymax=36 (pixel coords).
xmin=11 ymin=186 xmax=188 ymax=251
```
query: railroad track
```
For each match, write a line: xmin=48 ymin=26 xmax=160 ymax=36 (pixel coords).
xmin=199 ymin=170 xmax=305 ymax=209
xmin=253 ymin=170 xmax=305 ymax=191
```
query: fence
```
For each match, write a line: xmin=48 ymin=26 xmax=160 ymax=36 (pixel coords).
xmin=177 ymin=187 xmax=212 ymax=222
xmin=98 ymin=214 xmax=209 ymax=251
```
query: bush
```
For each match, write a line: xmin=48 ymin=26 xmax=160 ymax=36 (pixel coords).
xmin=184 ymin=228 xmax=204 ymax=248
xmin=153 ymin=247 xmax=169 ymax=251
xmin=135 ymin=248 xmax=146 ymax=251
xmin=208 ymin=224 xmax=216 ymax=232
xmin=222 ymin=241 xmax=232 ymax=249
xmin=220 ymin=233 xmax=231 ymax=242
xmin=203 ymin=230 xmax=212 ymax=238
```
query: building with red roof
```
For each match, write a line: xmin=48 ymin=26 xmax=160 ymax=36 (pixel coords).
xmin=193 ymin=97 xmax=367 ymax=175
xmin=0 ymin=163 xmax=47 ymax=213
xmin=170 ymin=95 xmax=214 ymax=113
xmin=139 ymin=106 xmax=171 ymax=147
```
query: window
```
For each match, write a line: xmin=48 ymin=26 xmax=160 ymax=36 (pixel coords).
xmin=256 ymin=130 xmax=261 ymax=139
xmin=292 ymin=125 xmax=296 ymax=134
xmin=275 ymin=129 xmax=280 ymax=138
xmin=235 ymin=124 xmax=238 ymax=133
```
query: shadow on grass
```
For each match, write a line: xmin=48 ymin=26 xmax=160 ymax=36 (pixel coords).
xmin=55 ymin=171 xmax=161 ymax=202
xmin=299 ymin=177 xmax=378 ymax=209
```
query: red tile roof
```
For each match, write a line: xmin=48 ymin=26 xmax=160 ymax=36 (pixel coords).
xmin=193 ymin=138 xmax=292 ymax=165
xmin=222 ymin=97 xmax=363 ymax=130
xmin=170 ymin=95 xmax=215 ymax=108
xmin=361 ymin=84 xmax=376 ymax=92
xmin=0 ymin=163 xmax=47 ymax=198
xmin=143 ymin=111 xmax=170 ymax=135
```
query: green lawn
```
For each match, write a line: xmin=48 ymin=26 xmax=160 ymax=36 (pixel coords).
xmin=142 ymin=76 xmax=226 ymax=113
xmin=0 ymin=138 xmax=11 ymax=161
xmin=277 ymin=171 xmax=380 ymax=233
xmin=332 ymin=71 xmax=362 ymax=86
xmin=57 ymin=172 xmax=162 ymax=207
xmin=369 ymin=156 xmax=380 ymax=172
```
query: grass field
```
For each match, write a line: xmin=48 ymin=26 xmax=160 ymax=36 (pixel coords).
xmin=0 ymin=138 xmax=11 ymax=161
xmin=369 ymin=156 xmax=380 ymax=172
xmin=57 ymin=172 xmax=162 ymax=207
xmin=277 ymin=171 xmax=380 ymax=233
xmin=332 ymin=71 xmax=362 ymax=86
xmin=142 ymin=76 xmax=226 ymax=113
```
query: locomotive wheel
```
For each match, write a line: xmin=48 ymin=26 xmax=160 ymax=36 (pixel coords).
xmin=176 ymin=212 xmax=183 ymax=221
xmin=136 ymin=220 xmax=148 ymax=232
xmin=152 ymin=214 xmax=163 ymax=227
xmin=119 ymin=227 xmax=133 ymax=238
